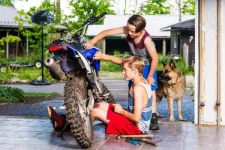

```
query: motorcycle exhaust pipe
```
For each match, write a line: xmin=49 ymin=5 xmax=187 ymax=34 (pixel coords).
xmin=44 ymin=58 xmax=67 ymax=81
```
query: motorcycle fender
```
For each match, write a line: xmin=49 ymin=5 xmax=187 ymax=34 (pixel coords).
xmin=67 ymin=45 xmax=92 ymax=73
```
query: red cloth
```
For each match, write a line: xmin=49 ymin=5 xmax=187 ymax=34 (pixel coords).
xmin=105 ymin=104 xmax=142 ymax=135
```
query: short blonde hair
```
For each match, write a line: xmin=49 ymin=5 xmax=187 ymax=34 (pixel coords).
xmin=122 ymin=56 xmax=144 ymax=74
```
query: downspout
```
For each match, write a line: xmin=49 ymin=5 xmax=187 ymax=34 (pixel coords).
xmin=216 ymin=0 xmax=221 ymax=126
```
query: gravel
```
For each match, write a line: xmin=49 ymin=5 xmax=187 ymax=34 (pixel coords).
xmin=0 ymin=90 xmax=194 ymax=122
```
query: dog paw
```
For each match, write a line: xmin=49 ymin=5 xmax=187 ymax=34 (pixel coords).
xmin=179 ymin=118 xmax=184 ymax=121
xmin=169 ymin=119 xmax=175 ymax=122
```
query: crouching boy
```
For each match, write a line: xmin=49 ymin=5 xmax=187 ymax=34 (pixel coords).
xmin=91 ymin=56 xmax=152 ymax=134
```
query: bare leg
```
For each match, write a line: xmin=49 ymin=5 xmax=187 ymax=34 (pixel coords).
xmin=152 ymin=90 xmax=157 ymax=113
xmin=94 ymin=102 xmax=110 ymax=112
xmin=91 ymin=102 xmax=110 ymax=124
xmin=150 ymin=91 xmax=159 ymax=130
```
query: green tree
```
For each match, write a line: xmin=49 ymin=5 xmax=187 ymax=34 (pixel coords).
xmin=14 ymin=0 xmax=61 ymax=59
xmin=0 ymin=0 xmax=13 ymax=6
xmin=140 ymin=0 xmax=171 ymax=15
xmin=124 ymin=0 xmax=127 ymax=15
xmin=0 ymin=35 xmax=21 ymax=61
xmin=181 ymin=0 xmax=195 ymax=15
xmin=67 ymin=0 xmax=115 ymax=30
xmin=54 ymin=0 xmax=61 ymax=23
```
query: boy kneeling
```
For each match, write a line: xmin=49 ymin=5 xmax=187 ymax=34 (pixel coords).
xmin=91 ymin=56 xmax=152 ymax=135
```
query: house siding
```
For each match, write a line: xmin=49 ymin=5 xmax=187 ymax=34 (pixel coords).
xmin=180 ymin=31 xmax=195 ymax=64
xmin=169 ymin=29 xmax=195 ymax=66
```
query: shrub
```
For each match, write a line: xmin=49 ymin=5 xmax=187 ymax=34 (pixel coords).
xmin=113 ymin=50 xmax=129 ymax=58
xmin=157 ymin=53 xmax=194 ymax=75
xmin=0 ymin=71 xmax=13 ymax=83
xmin=17 ymin=67 xmax=55 ymax=82
xmin=0 ymin=50 xmax=5 ymax=59
xmin=100 ymin=52 xmax=194 ymax=75
xmin=0 ymin=52 xmax=194 ymax=83
xmin=100 ymin=60 xmax=122 ymax=72
xmin=0 ymin=86 xmax=26 ymax=102
xmin=0 ymin=86 xmax=58 ymax=103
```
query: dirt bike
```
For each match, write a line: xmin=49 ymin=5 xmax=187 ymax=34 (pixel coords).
xmin=44 ymin=12 xmax=115 ymax=148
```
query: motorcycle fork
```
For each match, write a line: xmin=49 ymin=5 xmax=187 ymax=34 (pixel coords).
xmin=87 ymin=90 xmax=95 ymax=113
xmin=87 ymin=67 xmax=104 ymax=94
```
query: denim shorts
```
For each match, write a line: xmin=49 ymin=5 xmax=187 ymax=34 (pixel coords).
xmin=128 ymin=65 xmax=158 ymax=91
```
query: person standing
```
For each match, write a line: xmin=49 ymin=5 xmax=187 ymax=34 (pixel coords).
xmin=84 ymin=14 xmax=159 ymax=130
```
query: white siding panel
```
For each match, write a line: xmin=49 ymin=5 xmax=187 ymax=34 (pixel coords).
xmin=220 ymin=0 xmax=225 ymax=125
xmin=203 ymin=0 xmax=217 ymax=123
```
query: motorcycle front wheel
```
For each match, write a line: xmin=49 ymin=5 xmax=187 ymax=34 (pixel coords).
xmin=64 ymin=75 xmax=93 ymax=148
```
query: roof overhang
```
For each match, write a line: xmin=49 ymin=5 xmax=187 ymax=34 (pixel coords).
xmin=161 ymin=18 xmax=195 ymax=31
xmin=161 ymin=27 xmax=172 ymax=31
xmin=161 ymin=27 xmax=195 ymax=31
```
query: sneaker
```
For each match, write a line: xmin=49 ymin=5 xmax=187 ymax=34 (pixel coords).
xmin=47 ymin=106 xmax=65 ymax=130
xmin=150 ymin=113 xmax=159 ymax=130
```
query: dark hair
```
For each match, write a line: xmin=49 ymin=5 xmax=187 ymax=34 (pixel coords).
xmin=127 ymin=15 xmax=146 ymax=32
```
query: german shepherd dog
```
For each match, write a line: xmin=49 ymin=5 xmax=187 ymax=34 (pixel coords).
xmin=156 ymin=59 xmax=186 ymax=121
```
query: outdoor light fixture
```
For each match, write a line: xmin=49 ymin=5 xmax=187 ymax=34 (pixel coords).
xmin=30 ymin=10 xmax=54 ymax=86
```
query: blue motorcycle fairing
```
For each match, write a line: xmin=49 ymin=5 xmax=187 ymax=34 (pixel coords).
xmin=64 ymin=45 xmax=100 ymax=71
xmin=82 ymin=47 xmax=100 ymax=71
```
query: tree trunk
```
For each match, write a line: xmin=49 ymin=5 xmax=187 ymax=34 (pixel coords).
xmin=124 ymin=0 xmax=127 ymax=15
xmin=55 ymin=0 xmax=61 ymax=23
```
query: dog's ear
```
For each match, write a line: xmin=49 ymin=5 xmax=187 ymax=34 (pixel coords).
xmin=162 ymin=61 xmax=166 ymax=67
xmin=169 ymin=59 xmax=176 ymax=70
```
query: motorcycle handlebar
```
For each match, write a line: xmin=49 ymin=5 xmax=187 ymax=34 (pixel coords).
xmin=93 ymin=12 xmax=107 ymax=23
xmin=97 ymin=12 xmax=107 ymax=20
xmin=83 ymin=12 xmax=107 ymax=26
xmin=82 ymin=15 xmax=95 ymax=26
xmin=71 ymin=12 xmax=107 ymax=40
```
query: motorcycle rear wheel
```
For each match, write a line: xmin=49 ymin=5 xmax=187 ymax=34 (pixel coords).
xmin=64 ymin=76 xmax=93 ymax=148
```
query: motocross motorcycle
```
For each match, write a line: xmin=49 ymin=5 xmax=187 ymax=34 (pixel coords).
xmin=44 ymin=12 xmax=115 ymax=148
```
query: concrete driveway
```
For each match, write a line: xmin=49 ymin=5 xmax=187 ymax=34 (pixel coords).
xmin=0 ymin=79 xmax=224 ymax=150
